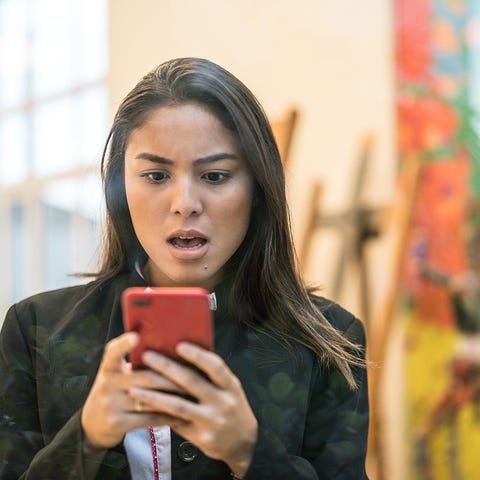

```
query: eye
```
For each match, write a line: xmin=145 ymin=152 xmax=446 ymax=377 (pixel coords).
xmin=141 ymin=171 xmax=169 ymax=183
xmin=202 ymin=171 xmax=230 ymax=184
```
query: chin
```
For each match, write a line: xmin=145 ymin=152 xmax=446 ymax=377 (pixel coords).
xmin=168 ymin=272 xmax=211 ymax=288
xmin=149 ymin=259 xmax=221 ymax=290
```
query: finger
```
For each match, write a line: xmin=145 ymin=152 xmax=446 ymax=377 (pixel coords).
xmin=113 ymin=391 xmax=152 ymax=414
xmin=112 ymin=390 xmax=167 ymax=415
xmin=123 ymin=411 xmax=189 ymax=431
xmin=142 ymin=351 xmax=214 ymax=400
xmin=101 ymin=389 xmax=181 ymax=417
xmin=130 ymin=386 xmax=201 ymax=422
xmin=108 ymin=367 xmax=186 ymax=394
xmin=129 ymin=369 xmax=186 ymax=394
xmin=176 ymin=342 xmax=238 ymax=391
xmin=101 ymin=332 xmax=140 ymax=372
xmin=121 ymin=361 xmax=133 ymax=374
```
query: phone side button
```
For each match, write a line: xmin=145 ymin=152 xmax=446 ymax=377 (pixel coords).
xmin=177 ymin=441 xmax=199 ymax=463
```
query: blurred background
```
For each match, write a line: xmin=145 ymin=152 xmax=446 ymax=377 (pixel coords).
xmin=1 ymin=0 xmax=480 ymax=478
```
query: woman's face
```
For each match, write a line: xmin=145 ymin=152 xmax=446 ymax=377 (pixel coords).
xmin=124 ymin=102 xmax=254 ymax=291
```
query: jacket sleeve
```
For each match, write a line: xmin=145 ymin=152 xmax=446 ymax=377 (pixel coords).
xmin=0 ymin=304 xmax=111 ymax=479
xmin=242 ymin=317 xmax=369 ymax=480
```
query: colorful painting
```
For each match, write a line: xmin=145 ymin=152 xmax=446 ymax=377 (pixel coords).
xmin=396 ymin=0 xmax=480 ymax=478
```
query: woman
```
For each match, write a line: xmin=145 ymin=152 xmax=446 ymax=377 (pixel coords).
xmin=0 ymin=57 xmax=369 ymax=479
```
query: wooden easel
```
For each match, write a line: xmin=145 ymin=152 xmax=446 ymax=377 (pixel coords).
xmin=298 ymin=134 xmax=386 ymax=325
xmin=298 ymin=181 xmax=324 ymax=271
xmin=297 ymin=135 xmax=422 ymax=479
xmin=270 ymin=108 xmax=298 ymax=166
xmin=270 ymin=113 xmax=421 ymax=477
xmin=367 ymin=154 xmax=421 ymax=480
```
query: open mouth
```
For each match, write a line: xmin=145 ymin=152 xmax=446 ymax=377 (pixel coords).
xmin=168 ymin=236 xmax=207 ymax=249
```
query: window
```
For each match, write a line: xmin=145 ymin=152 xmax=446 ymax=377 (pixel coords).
xmin=0 ymin=0 xmax=109 ymax=320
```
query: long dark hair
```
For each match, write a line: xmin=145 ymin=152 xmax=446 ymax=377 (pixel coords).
xmin=98 ymin=57 xmax=364 ymax=387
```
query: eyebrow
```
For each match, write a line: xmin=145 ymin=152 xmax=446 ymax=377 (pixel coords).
xmin=134 ymin=152 xmax=240 ymax=165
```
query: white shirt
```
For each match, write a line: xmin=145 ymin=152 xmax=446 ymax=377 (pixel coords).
xmin=124 ymin=426 xmax=171 ymax=480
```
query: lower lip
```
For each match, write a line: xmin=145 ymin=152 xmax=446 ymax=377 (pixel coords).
xmin=167 ymin=241 xmax=209 ymax=260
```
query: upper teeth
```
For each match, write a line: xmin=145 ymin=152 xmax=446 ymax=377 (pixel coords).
xmin=178 ymin=236 xmax=194 ymax=240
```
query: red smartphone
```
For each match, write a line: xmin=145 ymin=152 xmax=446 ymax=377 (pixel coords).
xmin=122 ymin=287 xmax=213 ymax=369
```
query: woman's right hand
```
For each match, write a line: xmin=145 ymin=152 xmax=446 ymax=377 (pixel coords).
xmin=81 ymin=332 xmax=184 ymax=449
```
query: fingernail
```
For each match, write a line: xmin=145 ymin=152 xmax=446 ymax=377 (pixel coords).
xmin=128 ymin=332 xmax=140 ymax=344
xmin=129 ymin=387 xmax=141 ymax=396
xmin=177 ymin=342 xmax=193 ymax=354
xmin=143 ymin=351 xmax=155 ymax=363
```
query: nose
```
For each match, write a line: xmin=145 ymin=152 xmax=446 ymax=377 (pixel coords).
xmin=169 ymin=177 xmax=203 ymax=217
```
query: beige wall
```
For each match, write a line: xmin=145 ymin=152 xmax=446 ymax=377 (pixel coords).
xmin=108 ymin=3 xmax=401 ymax=476
xmin=109 ymin=0 xmax=395 ymax=309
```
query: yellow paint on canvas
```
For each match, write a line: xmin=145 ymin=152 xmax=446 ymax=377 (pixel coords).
xmin=403 ymin=311 xmax=480 ymax=478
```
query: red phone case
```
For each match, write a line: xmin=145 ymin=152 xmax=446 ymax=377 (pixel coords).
xmin=122 ymin=287 xmax=213 ymax=368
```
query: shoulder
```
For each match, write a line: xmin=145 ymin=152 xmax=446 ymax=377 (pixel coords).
xmin=13 ymin=279 xmax=107 ymax=316
xmin=5 ymin=273 xmax=134 ymax=329
xmin=310 ymin=294 xmax=366 ymax=345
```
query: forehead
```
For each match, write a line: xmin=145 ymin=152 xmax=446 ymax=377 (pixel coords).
xmin=127 ymin=102 xmax=242 ymax=153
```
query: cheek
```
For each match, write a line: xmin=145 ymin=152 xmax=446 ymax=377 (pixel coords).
xmin=125 ymin=188 xmax=142 ymax=222
xmin=125 ymin=178 xmax=139 ymax=210
xmin=125 ymin=184 xmax=157 ymax=228
xmin=218 ymin=193 xmax=252 ymax=237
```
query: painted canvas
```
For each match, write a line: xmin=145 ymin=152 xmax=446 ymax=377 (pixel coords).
xmin=396 ymin=0 xmax=480 ymax=478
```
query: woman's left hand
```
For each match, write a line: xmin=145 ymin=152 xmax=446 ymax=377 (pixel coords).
xmin=128 ymin=342 xmax=258 ymax=478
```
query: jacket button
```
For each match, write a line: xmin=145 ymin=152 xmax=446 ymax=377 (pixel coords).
xmin=177 ymin=441 xmax=198 ymax=462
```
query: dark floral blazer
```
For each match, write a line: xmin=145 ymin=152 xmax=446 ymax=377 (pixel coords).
xmin=0 ymin=271 xmax=369 ymax=479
